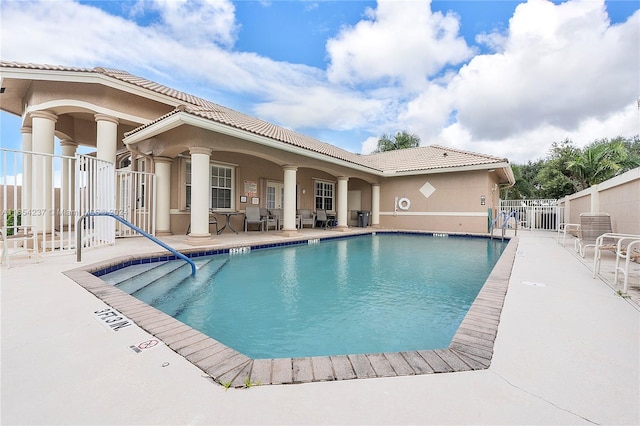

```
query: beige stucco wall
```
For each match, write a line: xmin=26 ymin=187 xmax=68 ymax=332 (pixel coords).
xmin=568 ymin=194 xmax=591 ymax=224
xmin=563 ymin=167 xmax=639 ymax=235
xmin=377 ymin=170 xmax=498 ymax=233
xmin=24 ymin=81 xmax=170 ymax=149
xmin=597 ymin=175 xmax=640 ymax=235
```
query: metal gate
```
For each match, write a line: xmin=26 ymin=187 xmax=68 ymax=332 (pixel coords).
xmin=115 ymin=170 xmax=156 ymax=237
xmin=499 ymin=199 xmax=564 ymax=231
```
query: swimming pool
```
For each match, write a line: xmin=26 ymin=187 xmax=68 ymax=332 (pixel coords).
xmin=71 ymin=231 xmax=518 ymax=386
xmin=103 ymin=233 xmax=507 ymax=359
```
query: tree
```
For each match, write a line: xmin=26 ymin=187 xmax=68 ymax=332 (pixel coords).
xmin=567 ymin=138 xmax=639 ymax=191
xmin=374 ymin=131 xmax=420 ymax=152
xmin=536 ymin=139 xmax=580 ymax=198
xmin=501 ymin=161 xmax=543 ymax=199
xmin=505 ymin=136 xmax=640 ymax=200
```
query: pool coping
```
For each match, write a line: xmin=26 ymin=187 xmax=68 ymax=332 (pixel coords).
xmin=64 ymin=232 xmax=519 ymax=387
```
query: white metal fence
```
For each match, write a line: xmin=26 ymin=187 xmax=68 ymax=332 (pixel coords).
xmin=76 ymin=154 xmax=116 ymax=248
xmin=1 ymin=148 xmax=156 ymax=259
xmin=115 ymin=170 xmax=156 ymax=237
xmin=498 ymin=199 xmax=564 ymax=231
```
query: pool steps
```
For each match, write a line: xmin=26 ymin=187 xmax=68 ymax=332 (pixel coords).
xmin=151 ymin=258 xmax=230 ymax=317
xmin=101 ymin=257 xmax=231 ymax=318
xmin=115 ymin=261 xmax=187 ymax=294
xmin=99 ymin=261 xmax=168 ymax=286
xmin=130 ymin=263 xmax=194 ymax=302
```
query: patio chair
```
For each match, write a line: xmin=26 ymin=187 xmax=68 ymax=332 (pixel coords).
xmin=592 ymin=233 xmax=639 ymax=278
xmin=614 ymin=238 xmax=640 ymax=294
xmin=298 ymin=209 xmax=315 ymax=228
xmin=244 ymin=206 xmax=265 ymax=232
xmin=0 ymin=225 xmax=39 ymax=267
xmin=185 ymin=213 xmax=218 ymax=235
xmin=261 ymin=208 xmax=278 ymax=232
xmin=268 ymin=209 xmax=283 ymax=230
xmin=574 ymin=212 xmax=613 ymax=257
xmin=315 ymin=209 xmax=331 ymax=229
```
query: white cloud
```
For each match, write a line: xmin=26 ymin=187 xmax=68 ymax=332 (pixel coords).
xmin=326 ymin=0 xmax=474 ymax=91
xmin=254 ymin=85 xmax=386 ymax=131
xmin=438 ymin=101 xmax=640 ymax=164
xmin=141 ymin=0 xmax=239 ymax=48
xmin=361 ymin=136 xmax=380 ymax=154
xmin=1 ymin=0 xmax=638 ymax=167
xmin=449 ymin=0 xmax=639 ymax=140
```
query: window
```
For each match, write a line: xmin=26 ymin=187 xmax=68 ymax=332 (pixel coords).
xmin=315 ymin=180 xmax=334 ymax=211
xmin=210 ymin=165 xmax=232 ymax=209
xmin=185 ymin=161 xmax=234 ymax=210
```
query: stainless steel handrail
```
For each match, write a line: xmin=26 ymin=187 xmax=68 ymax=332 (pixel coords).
xmin=76 ymin=211 xmax=196 ymax=276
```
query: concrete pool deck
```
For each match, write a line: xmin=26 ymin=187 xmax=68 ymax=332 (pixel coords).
xmin=2 ymin=229 xmax=639 ymax=425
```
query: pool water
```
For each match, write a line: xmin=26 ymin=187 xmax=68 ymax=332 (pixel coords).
xmin=119 ymin=234 xmax=507 ymax=359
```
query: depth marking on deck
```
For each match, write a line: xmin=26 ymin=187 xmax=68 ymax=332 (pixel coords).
xmin=93 ymin=308 xmax=134 ymax=332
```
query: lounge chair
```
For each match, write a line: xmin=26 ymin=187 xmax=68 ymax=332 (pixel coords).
xmin=315 ymin=209 xmax=331 ymax=229
xmin=244 ymin=206 xmax=265 ymax=232
xmin=615 ymin=238 xmax=640 ymax=294
xmin=573 ymin=212 xmax=613 ymax=257
xmin=298 ymin=209 xmax=315 ymax=228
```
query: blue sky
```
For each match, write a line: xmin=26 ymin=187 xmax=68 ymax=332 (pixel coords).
xmin=1 ymin=0 xmax=639 ymax=163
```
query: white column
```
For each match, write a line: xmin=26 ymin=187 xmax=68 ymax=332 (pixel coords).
xmin=188 ymin=147 xmax=212 ymax=238
xmin=154 ymin=156 xmax=172 ymax=235
xmin=94 ymin=114 xmax=119 ymax=164
xmin=336 ymin=176 xmax=349 ymax=229
xmin=60 ymin=139 xmax=77 ymax=228
xmin=30 ymin=111 xmax=57 ymax=233
xmin=20 ymin=127 xmax=33 ymax=226
xmin=282 ymin=165 xmax=298 ymax=232
xmin=371 ymin=183 xmax=380 ymax=227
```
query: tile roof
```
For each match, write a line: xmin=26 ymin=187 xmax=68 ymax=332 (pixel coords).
xmin=360 ymin=145 xmax=508 ymax=173
xmin=1 ymin=60 xmax=510 ymax=174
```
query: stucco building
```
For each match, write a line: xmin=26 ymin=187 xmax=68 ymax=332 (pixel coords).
xmin=0 ymin=61 xmax=514 ymax=244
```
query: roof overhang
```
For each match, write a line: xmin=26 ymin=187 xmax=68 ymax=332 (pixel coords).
xmin=123 ymin=111 xmax=384 ymax=176
xmin=0 ymin=66 xmax=186 ymax=114
xmin=384 ymin=161 xmax=515 ymax=185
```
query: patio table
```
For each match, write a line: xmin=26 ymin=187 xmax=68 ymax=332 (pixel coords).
xmin=212 ymin=211 xmax=243 ymax=234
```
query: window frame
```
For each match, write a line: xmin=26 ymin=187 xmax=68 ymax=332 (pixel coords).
xmin=314 ymin=179 xmax=335 ymax=211
xmin=184 ymin=159 xmax=235 ymax=211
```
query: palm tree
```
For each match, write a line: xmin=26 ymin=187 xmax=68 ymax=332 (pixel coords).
xmin=374 ymin=131 xmax=420 ymax=152
xmin=566 ymin=140 xmax=634 ymax=191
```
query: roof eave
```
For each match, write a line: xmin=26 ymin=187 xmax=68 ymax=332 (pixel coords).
xmin=0 ymin=66 xmax=183 ymax=110
xmin=124 ymin=111 xmax=384 ymax=175
xmin=388 ymin=161 xmax=514 ymax=180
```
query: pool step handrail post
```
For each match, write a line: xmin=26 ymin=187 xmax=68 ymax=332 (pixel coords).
xmin=491 ymin=210 xmax=519 ymax=241
xmin=76 ymin=211 xmax=196 ymax=276
xmin=490 ymin=210 xmax=508 ymax=240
